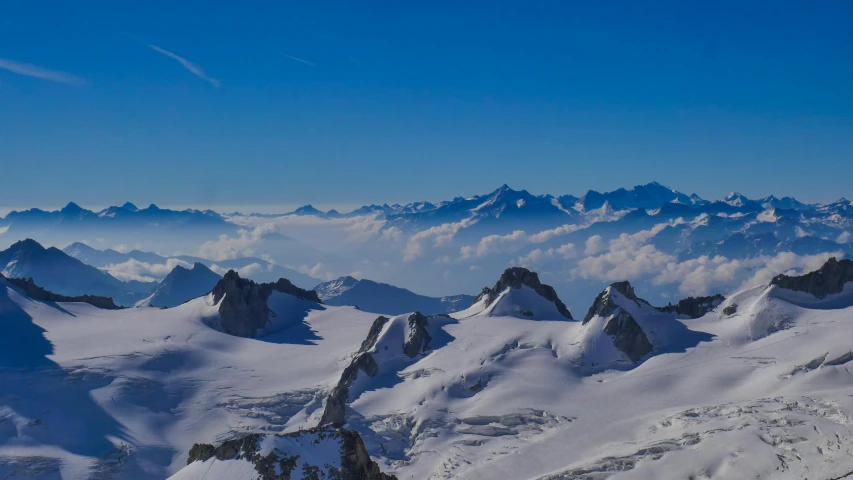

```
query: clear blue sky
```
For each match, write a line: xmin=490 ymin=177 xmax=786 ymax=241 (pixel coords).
xmin=1 ymin=1 xmax=851 ymax=210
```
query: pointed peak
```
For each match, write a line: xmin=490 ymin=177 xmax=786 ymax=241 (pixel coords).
xmin=10 ymin=238 xmax=46 ymax=252
xmin=607 ymin=280 xmax=638 ymax=301
xmin=61 ymin=201 xmax=84 ymax=212
xmin=476 ymin=267 xmax=573 ymax=319
xmin=121 ymin=202 xmax=139 ymax=211
xmin=146 ymin=204 xmax=160 ymax=211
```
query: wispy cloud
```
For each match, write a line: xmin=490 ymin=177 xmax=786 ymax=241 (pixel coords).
xmin=147 ymin=44 xmax=220 ymax=87
xmin=0 ymin=57 xmax=86 ymax=85
xmin=275 ymin=51 xmax=315 ymax=66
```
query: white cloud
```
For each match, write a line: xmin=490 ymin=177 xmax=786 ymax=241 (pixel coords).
xmin=105 ymin=258 xmax=191 ymax=282
xmin=573 ymin=222 xmax=843 ymax=296
xmin=838 ymin=231 xmax=851 ymax=244
xmin=458 ymin=223 xmax=586 ymax=260
xmin=403 ymin=218 xmax=477 ymax=262
xmin=293 ymin=262 xmax=336 ymax=281
xmin=198 ymin=224 xmax=277 ymax=261
xmin=210 ymin=262 xmax=264 ymax=278
xmin=513 ymin=243 xmax=577 ymax=268
xmin=148 ymin=44 xmax=220 ymax=87
xmin=527 ymin=224 xmax=585 ymax=243
xmin=0 ymin=57 xmax=86 ymax=85
xmin=0 ymin=225 xmax=9 ymax=236
xmin=584 ymin=235 xmax=604 ymax=255
xmin=381 ymin=226 xmax=403 ymax=242
xmin=460 ymin=230 xmax=527 ymax=259
xmin=113 ymin=244 xmax=131 ymax=254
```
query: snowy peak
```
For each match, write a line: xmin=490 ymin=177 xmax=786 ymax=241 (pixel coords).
xmin=770 ymin=257 xmax=853 ymax=299
xmin=141 ymin=262 xmax=221 ymax=308
xmin=582 ymin=282 xmax=653 ymax=362
xmin=583 ymin=281 xmax=648 ymax=324
xmin=292 ymin=204 xmax=326 ymax=216
xmin=314 ymin=275 xmax=360 ymax=299
xmin=472 ymin=267 xmax=573 ymax=319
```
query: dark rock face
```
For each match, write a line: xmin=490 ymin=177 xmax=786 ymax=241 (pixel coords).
xmin=657 ymin=294 xmax=726 ymax=319
xmin=603 ymin=311 xmax=653 ymax=362
xmin=320 ymin=316 xmax=388 ymax=427
xmin=770 ymin=257 xmax=853 ymax=299
xmin=474 ymin=267 xmax=573 ymax=319
xmin=403 ymin=312 xmax=432 ymax=358
xmin=1 ymin=274 xmax=122 ymax=310
xmin=359 ymin=316 xmax=390 ymax=354
xmin=186 ymin=427 xmax=396 ymax=480
xmin=722 ymin=303 xmax=738 ymax=316
xmin=584 ymin=281 xmax=653 ymax=362
xmin=210 ymin=270 xmax=321 ymax=338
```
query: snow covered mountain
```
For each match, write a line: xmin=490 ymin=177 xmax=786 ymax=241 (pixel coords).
xmin=137 ymin=263 xmax=221 ymax=308
xmin=6 ymin=260 xmax=853 ymax=478
xmin=0 ymin=239 xmax=154 ymax=306
xmin=314 ymin=276 xmax=475 ymax=315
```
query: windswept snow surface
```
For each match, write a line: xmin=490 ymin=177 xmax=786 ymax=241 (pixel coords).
xmin=0 ymin=277 xmax=380 ymax=479
xmin=7 ymin=274 xmax=853 ymax=479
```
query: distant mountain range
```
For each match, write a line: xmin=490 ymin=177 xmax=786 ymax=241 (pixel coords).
xmin=0 ymin=239 xmax=155 ymax=306
xmin=314 ymin=276 xmax=475 ymax=315
xmin=63 ymin=242 xmax=320 ymax=289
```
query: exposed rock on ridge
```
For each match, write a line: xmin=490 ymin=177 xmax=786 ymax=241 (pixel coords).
xmin=657 ymin=294 xmax=725 ymax=319
xmin=770 ymin=257 xmax=853 ymax=299
xmin=321 ymin=316 xmax=389 ymax=427
xmin=474 ymin=267 xmax=573 ymax=319
xmin=185 ymin=427 xmax=396 ymax=480
xmin=1 ymin=274 xmax=121 ymax=310
xmin=403 ymin=312 xmax=432 ymax=357
xmin=210 ymin=270 xmax=322 ymax=338
xmin=321 ymin=312 xmax=434 ymax=427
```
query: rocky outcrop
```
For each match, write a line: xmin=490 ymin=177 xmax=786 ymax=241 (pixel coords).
xmin=584 ymin=281 xmax=652 ymax=362
xmin=321 ymin=316 xmax=389 ymax=426
xmin=320 ymin=312 xmax=435 ymax=427
xmin=657 ymin=294 xmax=725 ymax=319
xmin=185 ymin=427 xmax=396 ymax=480
xmin=210 ymin=270 xmax=321 ymax=338
xmin=603 ymin=311 xmax=653 ymax=362
xmin=722 ymin=303 xmax=738 ymax=316
xmin=474 ymin=267 xmax=573 ymax=319
xmin=403 ymin=312 xmax=432 ymax=357
xmin=1 ymin=274 xmax=122 ymax=310
xmin=770 ymin=257 xmax=853 ymax=299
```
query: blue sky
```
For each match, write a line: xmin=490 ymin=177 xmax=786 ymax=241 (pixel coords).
xmin=1 ymin=1 xmax=851 ymax=210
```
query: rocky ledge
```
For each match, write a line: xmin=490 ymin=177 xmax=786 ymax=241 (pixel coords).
xmin=474 ymin=267 xmax=573 ymax=319
xmin=770 ymin=257 xmax=853 ymax=299
xmin=210 ymin=270 xmax=322 ymax=338
xmin=656 ymin=294 xmax=725 ymax=319
xmin=1 ymin=274 xmax=122 ymax=310
xmin=186 ymin=427 xmax=396 ymax=480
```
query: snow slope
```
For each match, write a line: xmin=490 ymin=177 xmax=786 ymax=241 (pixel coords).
xmin=7 ymin=267 xmax=853 ymax=479
xmin=0 ymin=276 xmax=381 ymax=479
xmin=317 ymin=280 xmax=853 ymax=480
